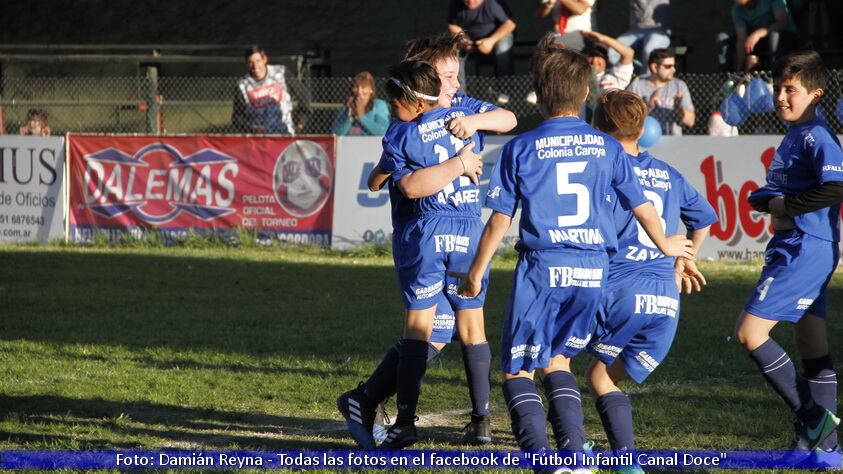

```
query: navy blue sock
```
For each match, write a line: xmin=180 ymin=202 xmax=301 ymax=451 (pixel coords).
xmin=503 ymin=377 xmax=551 ymax=452
xmin=427 ymin=343 xmax=441 ymax=363
xmin=542 ymin=370 xmax=586 ymax=451
xmin=363 ymin=341 xmax=441 ymax=404
xmin=363 ymin=340 xmax=401 ymax=403
xmin=396 ymin=338 xmax=429 ymax=423
xmin=596 ymin=391 xmax=635 ymax=452
xmin=803 ymin=355 xmax=838 ymax=449
xmin=749 ymin=339 xmax=820 ymax=420
xmin=462 ymin=342 xmax=492 ymax=416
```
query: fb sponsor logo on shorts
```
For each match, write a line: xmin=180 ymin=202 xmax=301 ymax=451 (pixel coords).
xmin=590 ymin=342 xmax=622 ymax=357
xmin=414 ymin=280 xmax=443 ymax=300
xmin=634 ymin=294 xmax=679 ymax=317
xmin=566 ymin=333 xmax=592 ymax=349
xmin=548 ymin=267 xmax=603 ymax=288
xmin=511 ymin=343 xmax=541 ymax=360
xmin=433 ymin=312 xmax=455 ymax=331
xmin=434 ymin=234 xmax=470 ymax=253
xmin=635 ymin=351 xmax=659 ymax=372
xmin=796 ymin=297 xmax=815 ymax=310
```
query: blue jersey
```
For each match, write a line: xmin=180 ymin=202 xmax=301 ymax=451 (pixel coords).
xmin=379 ymin=106 xmax=485 ymax=220
xmin=378 ymin=95 xmax=492 ymax=232
xmin=485 ymin=116 xmax=648 ymax=252
xmin=758 ymin=118 xmax=843 ymax=242
xmin=451 ymin=92 xmax=497 ymax=114
xmin=608 ymin=151 xmax=718 ymax=284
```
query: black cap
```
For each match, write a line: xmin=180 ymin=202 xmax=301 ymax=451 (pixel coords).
xmin=584 ymin=44 xmax=609 ymax=62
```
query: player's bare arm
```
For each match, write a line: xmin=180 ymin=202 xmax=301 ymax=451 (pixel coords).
xmin=398 ymin=141 xmax=483 ymax=198
xmin=367 ymin=164 xmax=390 ymax=192
xmin=631 ymin=202 xmax=695 ymax=259
xmin=675 ymin=226 xmax=710 ymax=294
xmin=448 ymin=108 xmax=517 ymax=139
xmin=458 ymin=211 xmax=512 ymax=298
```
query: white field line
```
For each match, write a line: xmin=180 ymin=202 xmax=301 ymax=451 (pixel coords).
xmin=288 ymin=409 xmax=471 ymax=436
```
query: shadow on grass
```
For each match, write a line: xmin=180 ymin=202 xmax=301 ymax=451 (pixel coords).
xmin=0 ymin=394 xmax=350 ymax=449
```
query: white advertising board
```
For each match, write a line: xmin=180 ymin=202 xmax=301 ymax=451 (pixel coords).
xmin=333 ymin=135 xmax=842 ymax=261
xmin=0 ymin=136 xmax=66 ymax=244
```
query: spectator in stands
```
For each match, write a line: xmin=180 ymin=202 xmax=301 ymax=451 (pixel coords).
xmin=19 ymin=109 xmax=51 ymax=136
xmin=583 ymin=30 xmax=635 ymax=93
xmin=232 ymin=45 xmax=310 ymax=134
xmin=610 ymin=0 xmax=671 ymax=74
xmin=627 ymin=48 xmax=695 ymax=135
xmin=716 ymin=0 xmax=798 ymax=72
xmin=331 ymin=72 xmax=390 ymax=136
xmin=536 ymin=0 xmax=596 ymax=51
xmin=447 ymin=0 xmax=517 ymax=78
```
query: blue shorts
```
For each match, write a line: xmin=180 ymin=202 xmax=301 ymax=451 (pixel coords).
xmin=394 ymin=215 xmax=488 ymax=311
xmin=587 ymin=275 xmax=680 ymax=384
xmin=500 ymin=250 xmax=608 ymax=374
xmin=431 ymin=292 xmax=457 ymax=344
xmin=744 ymin=230 xmax=839 ymax=323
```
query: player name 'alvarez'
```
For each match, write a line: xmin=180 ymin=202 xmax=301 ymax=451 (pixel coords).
xmin=535 ymin=134 xmax=607 ymax=159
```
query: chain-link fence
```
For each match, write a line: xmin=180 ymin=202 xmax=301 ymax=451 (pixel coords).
xmin=2 ymin=71 xmax=842 ymax=136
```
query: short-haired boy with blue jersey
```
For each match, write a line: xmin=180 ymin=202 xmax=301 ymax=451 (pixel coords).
xmin=737 ymin=50 xmax=843 ymax=451
xmin=338 ymin=34 xmax=519 ymax=449
xmin=338 ymin=59 xmax=492 ymax=450
xmin=585 ymin=90 xmax=717 ymax=470
xmin=459 ymin=35 xmax=694 ymax=472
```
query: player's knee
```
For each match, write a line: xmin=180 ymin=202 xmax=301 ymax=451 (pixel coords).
xmin=586 ymin=369 xmax=616 ymax=396
xmin=457 ymin=317 xmax=486 ymax=344
xmin=734 ymin=323 xmax=766 ymax=350
xmin=733 ymin=324 xmax=752 ymax=348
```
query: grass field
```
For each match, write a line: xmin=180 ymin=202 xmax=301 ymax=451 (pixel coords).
xmin=0 ymin=245 xmax=841 ymax=473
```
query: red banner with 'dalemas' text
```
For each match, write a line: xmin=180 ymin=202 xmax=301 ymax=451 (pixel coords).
xmin=68 ymin=135 xmax=336 ymax=245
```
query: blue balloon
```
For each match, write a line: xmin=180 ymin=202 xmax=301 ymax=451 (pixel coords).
xmin=748 ymin=77 xmax=774 ymax=113
xmin=836 ymin=98 xmax=843 ymax=123
xmin=721 ymin=92 xmax=749 ymax=126
xmin=638 ymin=116 xmax=662 ymax=148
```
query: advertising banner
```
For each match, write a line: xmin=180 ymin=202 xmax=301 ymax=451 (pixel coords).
xmin=68 ymin=135 xmax=335 ymax=245
xmin=334 ymin=135 xmax=843 ymax=261
xmin=0 ymin=135 xmax=65 ymax=244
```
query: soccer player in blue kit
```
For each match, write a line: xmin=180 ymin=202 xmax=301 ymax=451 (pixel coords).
xmin=737 ymin=51 xmax=843 ymax=451
xmin=338 ymin=59 xmax=490 ymax=450
xmin=337 ymin=35 xmax=517 ymax=450
xmin=458 ymin=36 xmax=694 ymax=471
xmin=584 ymin=90 xmax=717 ymax=469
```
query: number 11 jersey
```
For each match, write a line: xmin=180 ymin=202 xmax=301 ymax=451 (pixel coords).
xmin=379 ymin=106 xmax=485 ymax=221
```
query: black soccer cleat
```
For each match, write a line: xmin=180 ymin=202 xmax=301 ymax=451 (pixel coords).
xmin=379 ymin=418 xmax=419 ymax=450
xmin=461 ymin=414 xmax=492 ymax=445
xmin=336 ymin=383 xmax=377 ymax=450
